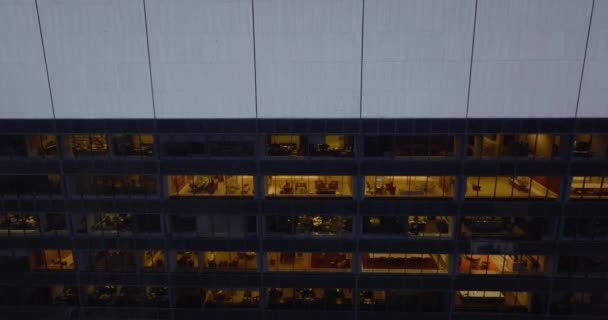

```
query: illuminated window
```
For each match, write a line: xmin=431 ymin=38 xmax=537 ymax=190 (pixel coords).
xmin=365 ymin=176 xmax=455 ymax=198
xmin=30 ymin=250 xmax=75 ymax=271
xmin=570 ymin=176 xmax=608 ymax=199
xmin=175 ymin=251 xmax=199 ymax=272
xmin=361 ymin=253 xmax=449 ymax=274
xmin=465 ymin=176 xmax=560 ymax=199
xmin=458 ymin=254 xmax=547 ymax=275
xmin=266 ymin=134 xmax=354 ymax=157
xmin=65 ymin=134 xmax=108 ymax=157
xmin=265 ymin=176 xmax=352 ymax=197
xmin=266 ymin=252 xmax=352 ymax=272
xmin=168 ymin=175 xmax=254 ymax=197
xmin=202 ymin=251 xmax=257 ymax=271
xmin=142 ymin=250 xmax=165 ymax=272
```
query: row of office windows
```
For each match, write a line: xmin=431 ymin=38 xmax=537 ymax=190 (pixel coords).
xmin=3 ymin=213 xmax=606 ymax=241
xmin=2 ymin=249 xmax=607 ymax=277
xmin=2 ymin=175 xmax=608 ymax=200
xmin=1 ymin=133 xmax=607 ymax=160
xmin=2 ymin=285 xmax=605 ymax=316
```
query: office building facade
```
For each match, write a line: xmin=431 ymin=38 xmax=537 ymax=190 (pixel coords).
xmin=1 ymin=0 xmax=607 ymax=319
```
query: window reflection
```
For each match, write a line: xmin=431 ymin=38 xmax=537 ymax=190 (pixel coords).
xmin=461 ymin=216 xmax=555 ymax=240
xmin=455 ymin=291 xmax=533 ymax=313
xmin=551 ymin=292 xmax=608 ymax=315
xmin=51 ymin=286 xmax=79 ymax=305
xmin=266 ymin=176 xmax=352 ymax=197
xmin=266 ymin=215 xmax=352 ymax=236
xmin=30 ymin=250 xmax=75 ymax=271
xmin=458 ymin=254 xmax=546 ymax=275
xmin=202 ymin=251 xmax=257 ymax=271
xmin=365 ymin=176 xmax=455 ymax=198
xmin=0 ymin=134 xmax=57 ymax=158
xmin=266 ymin=252 xmax=352 ymax=272
xmin=69 ymin=175 xmax=157 ymax=196
xmin=557 ymin=256 xmax=608 ymax=276
xmin=570 ymin=176 xmax=608 ymax=199
xmin=161 ymin=135 xmax=255 ymax=157
xmin=266 ymin=135 xmax=354 ymax=157
xmin=363 ymin=216 xmax=451 ymax=238
xmin=563 ymin=217 xmax=608 ymax=240
xmin=361 ymin=253 xmax=449 ymax=274
xmin=111 ymin=134 xmax=154 ymax=157
xmin=467 ymin=134 xmax=561 ymax=159
xmin=360 ymin=290 xmax=448 ymax=312
xmin=465 ymin=176 xmax=559 ymax=198
xmin=65 ymin=134 xmax=108 ymax=157
xmin=0 ymin=250 xmax=29 ymax=272
xmin=364 ymin=135 xmax=459 ymax=158
xmin=267 ymin=288 xmax=352 ymax=310
xmin=76 ymin=213 xmax=133 ymax=235
xmin=203 ymin=289 xmax=259 ymax=308
xmin=0 ymin=213 xmax=39 ymax=235
xmin=87 ymin=250 xmax=136 ymax=272
xmin=0 ymin=175 xmax=61 ymax=195
xmin=572 ymin=134 xmax=608 ymax=159
xmin=168 ymin=175 xmax=253 ymax=197
xmin=171 ymin=215 xmax=257 ymax=238
xmin=85 ymin=285 xmax=168 ymax=307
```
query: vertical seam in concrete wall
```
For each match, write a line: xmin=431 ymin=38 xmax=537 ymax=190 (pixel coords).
xmin=34 ymin=0 xmax=56 ymax=119
xmin=575 ymin=0 xmax=595 ymax=119
xmin=251 ymin=0 xmax=259 ymax=119
xmin=465 ymin=0 xmax=478 ymax=119
xmin=359 ymin=0 xmax=365 ymax=119
xmin=142 ymin=0 xmax=157 ymax=119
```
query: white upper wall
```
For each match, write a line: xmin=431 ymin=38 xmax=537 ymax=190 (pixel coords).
xmin=254 ymin=0 xmax=363 ymax=118
xmin=38 ymin=0 xmax=153 ymax=118
xmin=0 ymin=0 xmax=53 ymax=118
xmin=362 ymin=0 xmax=475 ymax=118
xmin=468 ymin=0 xmax=592 ymax=118
xmin=1 ymin=0 xmax=605 ymax=119
xmin=578 ymin=0 xmax=608 ymax=117
xmin=146 ymin=0 xmax=256 ymax=118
